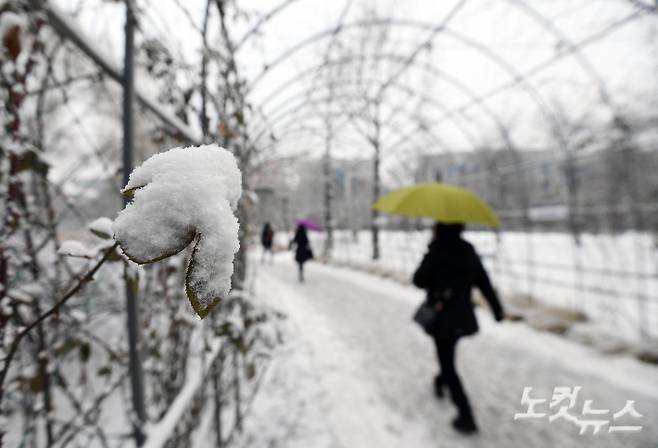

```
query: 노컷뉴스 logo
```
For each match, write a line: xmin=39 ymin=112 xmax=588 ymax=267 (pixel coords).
xmin=514 ymin=386 xmax=643 ymax=435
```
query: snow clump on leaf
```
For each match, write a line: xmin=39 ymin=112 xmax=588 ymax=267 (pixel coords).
xmin=112 ymin=144 xmax=242 ymax=318
xmin=87 ymin=217 xmax=114 ymax=239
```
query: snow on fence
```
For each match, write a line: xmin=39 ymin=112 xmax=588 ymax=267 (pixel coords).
xmin=143 ymin=333 xmax=222 ymax=448
xmin=310 ymin=230 xmax=658 ymax=340
xmin=140 ymin=292 xmax=278 ymax=448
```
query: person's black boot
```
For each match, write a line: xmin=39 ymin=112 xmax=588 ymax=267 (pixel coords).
xmin=452 ymin=413 xmax=478 ymax=435
xmin=433 ymin=375 xmax=444 ymax=399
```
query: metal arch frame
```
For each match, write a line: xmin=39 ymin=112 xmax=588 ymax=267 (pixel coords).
xmin=254 ymin=118 xmax=454 ymax=173
xmin=105 ymin=0 xmax=647 ymax=165
xmin=251 ymin=87 xmax=508 ymax=194
xmin=254 ymin=103 xmax=466 ymax=187
xmin=249 ymin=53 xmax=517 ymax=147
xmin=369 ymin=0 xmax=469 ymax=102
xmin=240 ymin=13 xmax=648 ymax=152
xmin=244 ymin=16 xmax=575 ymax=155
xmin=243 ymin=55 xmax=496 ymax=151
xmin=253 ymin=110 xmax=452 ymax=174
xmin=363 ymin=11 xmax=648 ymax=212
xmin=504 ymin=0 xmax=615 ymax=108
xmin=255 ymin=91 xmax=458 ymax=159
xmin=251 ymin=78 xmax=484 ymax=150
xmin=363 ymin=11 xmax=646 ymax=151
xmin=242 ymin=0 xmax=354 ymax=161
xmin=191 ymin=0 xmax=647 ymax=240
xmin=234 ymin=0 xmax=306 ymax=51
xmin=249 ymin=92 xmax=469 ymax=157
xmin=254 ymin=124 xmax=372 ymax=157
xmin=228 ymin=2 xmax=648 ymax=182
xmin=236 ymin=0 xmax=631 ymax=112
xmin=272 ymin=114 xmax=450 ymax=154
xmin=245 ymin=55 xmax=521 ymax=203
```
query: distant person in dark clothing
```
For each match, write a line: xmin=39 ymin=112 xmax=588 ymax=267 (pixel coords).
xmin=261 ymin=222 xmax=274 ymax=263
xmin=290 ymin=224 xmax=313 ymax=282
xmin=413 ymin=223 xmax=504 ymax=435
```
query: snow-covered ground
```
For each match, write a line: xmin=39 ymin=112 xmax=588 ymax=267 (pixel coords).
xmin=237 ymin=253 xmax=658 ymax=448
xmin=304 ymin=230 xmax=658 ymax=341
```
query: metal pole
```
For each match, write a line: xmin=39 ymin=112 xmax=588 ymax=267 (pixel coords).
xmin=371 ymin=119 xmax=381 ymax=261
xmin=30 ymin=0 xmax=200 ymax=143
xmin=323 ymin=121 xmax=334 ymax=257
xmin=123 ymin=3 xmax=146 ymax=444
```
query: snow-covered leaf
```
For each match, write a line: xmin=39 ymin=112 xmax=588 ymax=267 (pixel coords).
xmin=87 ymin=217 xmax=114 ymax=239
xmin=58 ymin=240 xmax=115 ymax=259
xmin=112 ymin=144 xmax=242 ymax=319
xmin=58 ymin=240 xmax=98 ymax=259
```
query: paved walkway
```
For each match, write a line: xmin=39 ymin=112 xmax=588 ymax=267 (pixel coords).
xmin=236 ymin=255 xmax=658 ymax=448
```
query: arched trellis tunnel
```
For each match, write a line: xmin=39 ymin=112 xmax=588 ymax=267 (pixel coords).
xmin=228 ymin=0 xmax=658 ymax=348
xmin=2 ymin=1 xmax=658 ymax=446
xmin=236 ymin=0 xmax=657 ymax=269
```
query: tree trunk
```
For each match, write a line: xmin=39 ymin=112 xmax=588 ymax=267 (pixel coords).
xmin=323 ymin=131 xmax=334 ymax=257
xmin=371 ymin=117 xmax=381 ymax=260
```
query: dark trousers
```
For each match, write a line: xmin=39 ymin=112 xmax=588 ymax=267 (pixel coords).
xmin=297 ymin=262 xmax=304 ymax=282
xmin=433 ymin=336 xmax=473 ymax=419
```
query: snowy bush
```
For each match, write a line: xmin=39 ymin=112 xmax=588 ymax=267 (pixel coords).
xmin=58 ymin=221 xmax=118 ymax=259
xmin=0 ymin=4 xmax=274 ymax=446
xmin=113 ymin=144 xmax=242 ymax=318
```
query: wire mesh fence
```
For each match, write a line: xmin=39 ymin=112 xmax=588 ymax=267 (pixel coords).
xmin=310 ymin=228 xmax=658 ymax=341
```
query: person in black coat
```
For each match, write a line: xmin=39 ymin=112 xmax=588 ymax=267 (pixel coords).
xmin=289 ymin=224 xmax=313 ymax=282
xmin=413 ymin=223 xmax=504 ymax=434
xmin=261 ymin=222 xmax=274 ymax=263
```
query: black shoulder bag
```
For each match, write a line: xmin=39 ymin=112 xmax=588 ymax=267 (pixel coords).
xmin=412 ymin=288 xmax=455 ymax=335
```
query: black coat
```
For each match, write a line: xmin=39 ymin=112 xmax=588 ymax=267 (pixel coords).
xmin=413 ymin=237 xmax=504 ymax=339
xmin=261 ymin=226 xmax=274 ymax=249
xmin=291 ymin=229 xmax=313 ymax=263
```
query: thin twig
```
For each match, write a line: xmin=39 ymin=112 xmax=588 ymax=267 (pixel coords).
xmin=0 ymin=242 xmax=119 ymax=393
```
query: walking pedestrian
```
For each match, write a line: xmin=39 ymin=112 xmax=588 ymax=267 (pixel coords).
xmin=412 ymin=222 xmax=505 ymax=434
xmin=289 ymin=224 xmax=313 ymax=282
xmin=261 ymin=222 xmax=274 ymax=263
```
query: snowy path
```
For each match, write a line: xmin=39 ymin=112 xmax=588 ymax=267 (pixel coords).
xmin=238 ymin=255 xmax=658 ymax=448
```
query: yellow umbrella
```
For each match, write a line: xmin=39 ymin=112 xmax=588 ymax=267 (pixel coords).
xmin=372 ymin=182 xmax=500 ymax=227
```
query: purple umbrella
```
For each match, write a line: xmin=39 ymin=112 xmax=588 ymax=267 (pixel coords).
xmin=295 ymin=218 xmax=322 ymax=231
